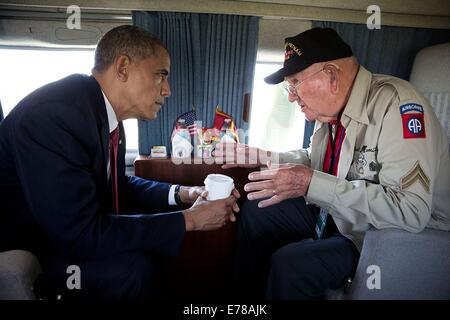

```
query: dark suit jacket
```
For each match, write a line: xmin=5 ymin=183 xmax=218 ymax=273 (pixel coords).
xmin=0 ymin=74 xmax=185 ymax=261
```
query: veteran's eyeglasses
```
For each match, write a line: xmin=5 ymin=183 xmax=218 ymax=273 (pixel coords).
xmin=284 ymin=63 xmax=340 ymax=96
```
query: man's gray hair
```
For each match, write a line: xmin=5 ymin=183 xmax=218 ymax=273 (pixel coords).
xmin=93 ymin=25 xmax=167 ymax=72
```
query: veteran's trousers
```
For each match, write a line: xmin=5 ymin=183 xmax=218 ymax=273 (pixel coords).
xmin=234 ymin=198 xmax=360 ymax=299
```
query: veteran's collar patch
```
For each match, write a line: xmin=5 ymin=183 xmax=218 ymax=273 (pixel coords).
xmin=400 ymin=103 xmax=426 ymax=139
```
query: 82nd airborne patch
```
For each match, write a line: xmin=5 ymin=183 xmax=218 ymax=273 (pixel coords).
xmin=400 ymin=103 xmax=426 ymax=139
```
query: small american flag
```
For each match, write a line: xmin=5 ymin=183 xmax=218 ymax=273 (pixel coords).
xmin=175 ymin=109 xmax=198 ymax=136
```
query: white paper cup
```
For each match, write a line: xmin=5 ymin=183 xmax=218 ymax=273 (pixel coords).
xmin=204 ymin=174 xmax=234 ymax=201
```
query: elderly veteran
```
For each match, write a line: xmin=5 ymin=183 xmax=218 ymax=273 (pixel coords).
xmin=216 ymin=28 xmax=450 ymax=299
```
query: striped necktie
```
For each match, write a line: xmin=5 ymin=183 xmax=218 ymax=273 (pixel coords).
xmin=315 ymin=120 xmax=344 ymax=239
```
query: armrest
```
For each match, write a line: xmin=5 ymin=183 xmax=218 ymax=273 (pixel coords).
xmin=0 ymin=250 xmax=42 ymax=300
xmin=348 ymin=227 xmax=450 ymax=299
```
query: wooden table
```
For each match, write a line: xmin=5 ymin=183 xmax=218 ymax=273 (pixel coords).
xmin=134 ymin=156 xmax=256 ymax=299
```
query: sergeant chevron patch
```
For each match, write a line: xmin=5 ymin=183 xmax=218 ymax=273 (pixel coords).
xmin=400 ymin=161 xmax=430 ymax=193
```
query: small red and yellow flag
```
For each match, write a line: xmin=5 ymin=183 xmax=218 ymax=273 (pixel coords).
xmin=212 ymin=106 xmax=240 ymax=143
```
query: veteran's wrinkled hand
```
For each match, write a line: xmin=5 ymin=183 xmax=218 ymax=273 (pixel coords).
xmin=244 ymin=162 xmax=313 ymax=208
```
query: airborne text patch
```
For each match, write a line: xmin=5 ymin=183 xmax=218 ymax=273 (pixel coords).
xmin=400 ymin=103 xmax=426 ymax=139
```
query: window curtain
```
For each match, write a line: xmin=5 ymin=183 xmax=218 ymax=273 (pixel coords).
xmin=302 ymin=21 xmax=450 ymax=148
xmin=133 ymin=12 xmax=259 ymax=154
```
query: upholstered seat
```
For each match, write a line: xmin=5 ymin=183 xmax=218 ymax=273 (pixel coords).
xmin=347 ymin=228 xmax=450 ymax=299
xmin=0 ymin=250 xmax=42 ymax=300
xmin=409 ymin=43 xmax=450 ymax=139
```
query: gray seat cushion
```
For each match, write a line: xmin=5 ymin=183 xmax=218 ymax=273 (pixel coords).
xmin=347 ymin=228 xmax=450 ymax=300
xmin=0 ymin=250 xmax=42 ymax=300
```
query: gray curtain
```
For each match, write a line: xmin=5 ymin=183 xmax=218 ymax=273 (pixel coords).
xmin=133 ymin=12 xmax=259 ymax=154
xmin=302 ymin=21 xmax=450 ymax=148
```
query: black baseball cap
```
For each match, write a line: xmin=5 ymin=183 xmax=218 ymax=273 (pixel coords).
xmin=264 ymin=28 xmax=353 ymax=84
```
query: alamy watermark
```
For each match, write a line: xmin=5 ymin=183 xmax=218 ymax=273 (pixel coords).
xmin=170 ymin=124 xmax=279 ymax=166
xmin=66 ymin=5 xmax=81 ymax=30
xmin=367 ymin=5 xmax=381 ymax=29
xmin=366 ymin=264 xmax=381 ymax=290
xmin=66 ymin=264 xmax=81 ymax=290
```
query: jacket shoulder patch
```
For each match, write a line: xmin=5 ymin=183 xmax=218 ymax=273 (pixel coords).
xmin=400 ymin=103 xmax=426 ymax=139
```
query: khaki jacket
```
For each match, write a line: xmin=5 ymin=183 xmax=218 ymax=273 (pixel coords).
xmin=279 ymin=66 xmax=450 ymax=251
